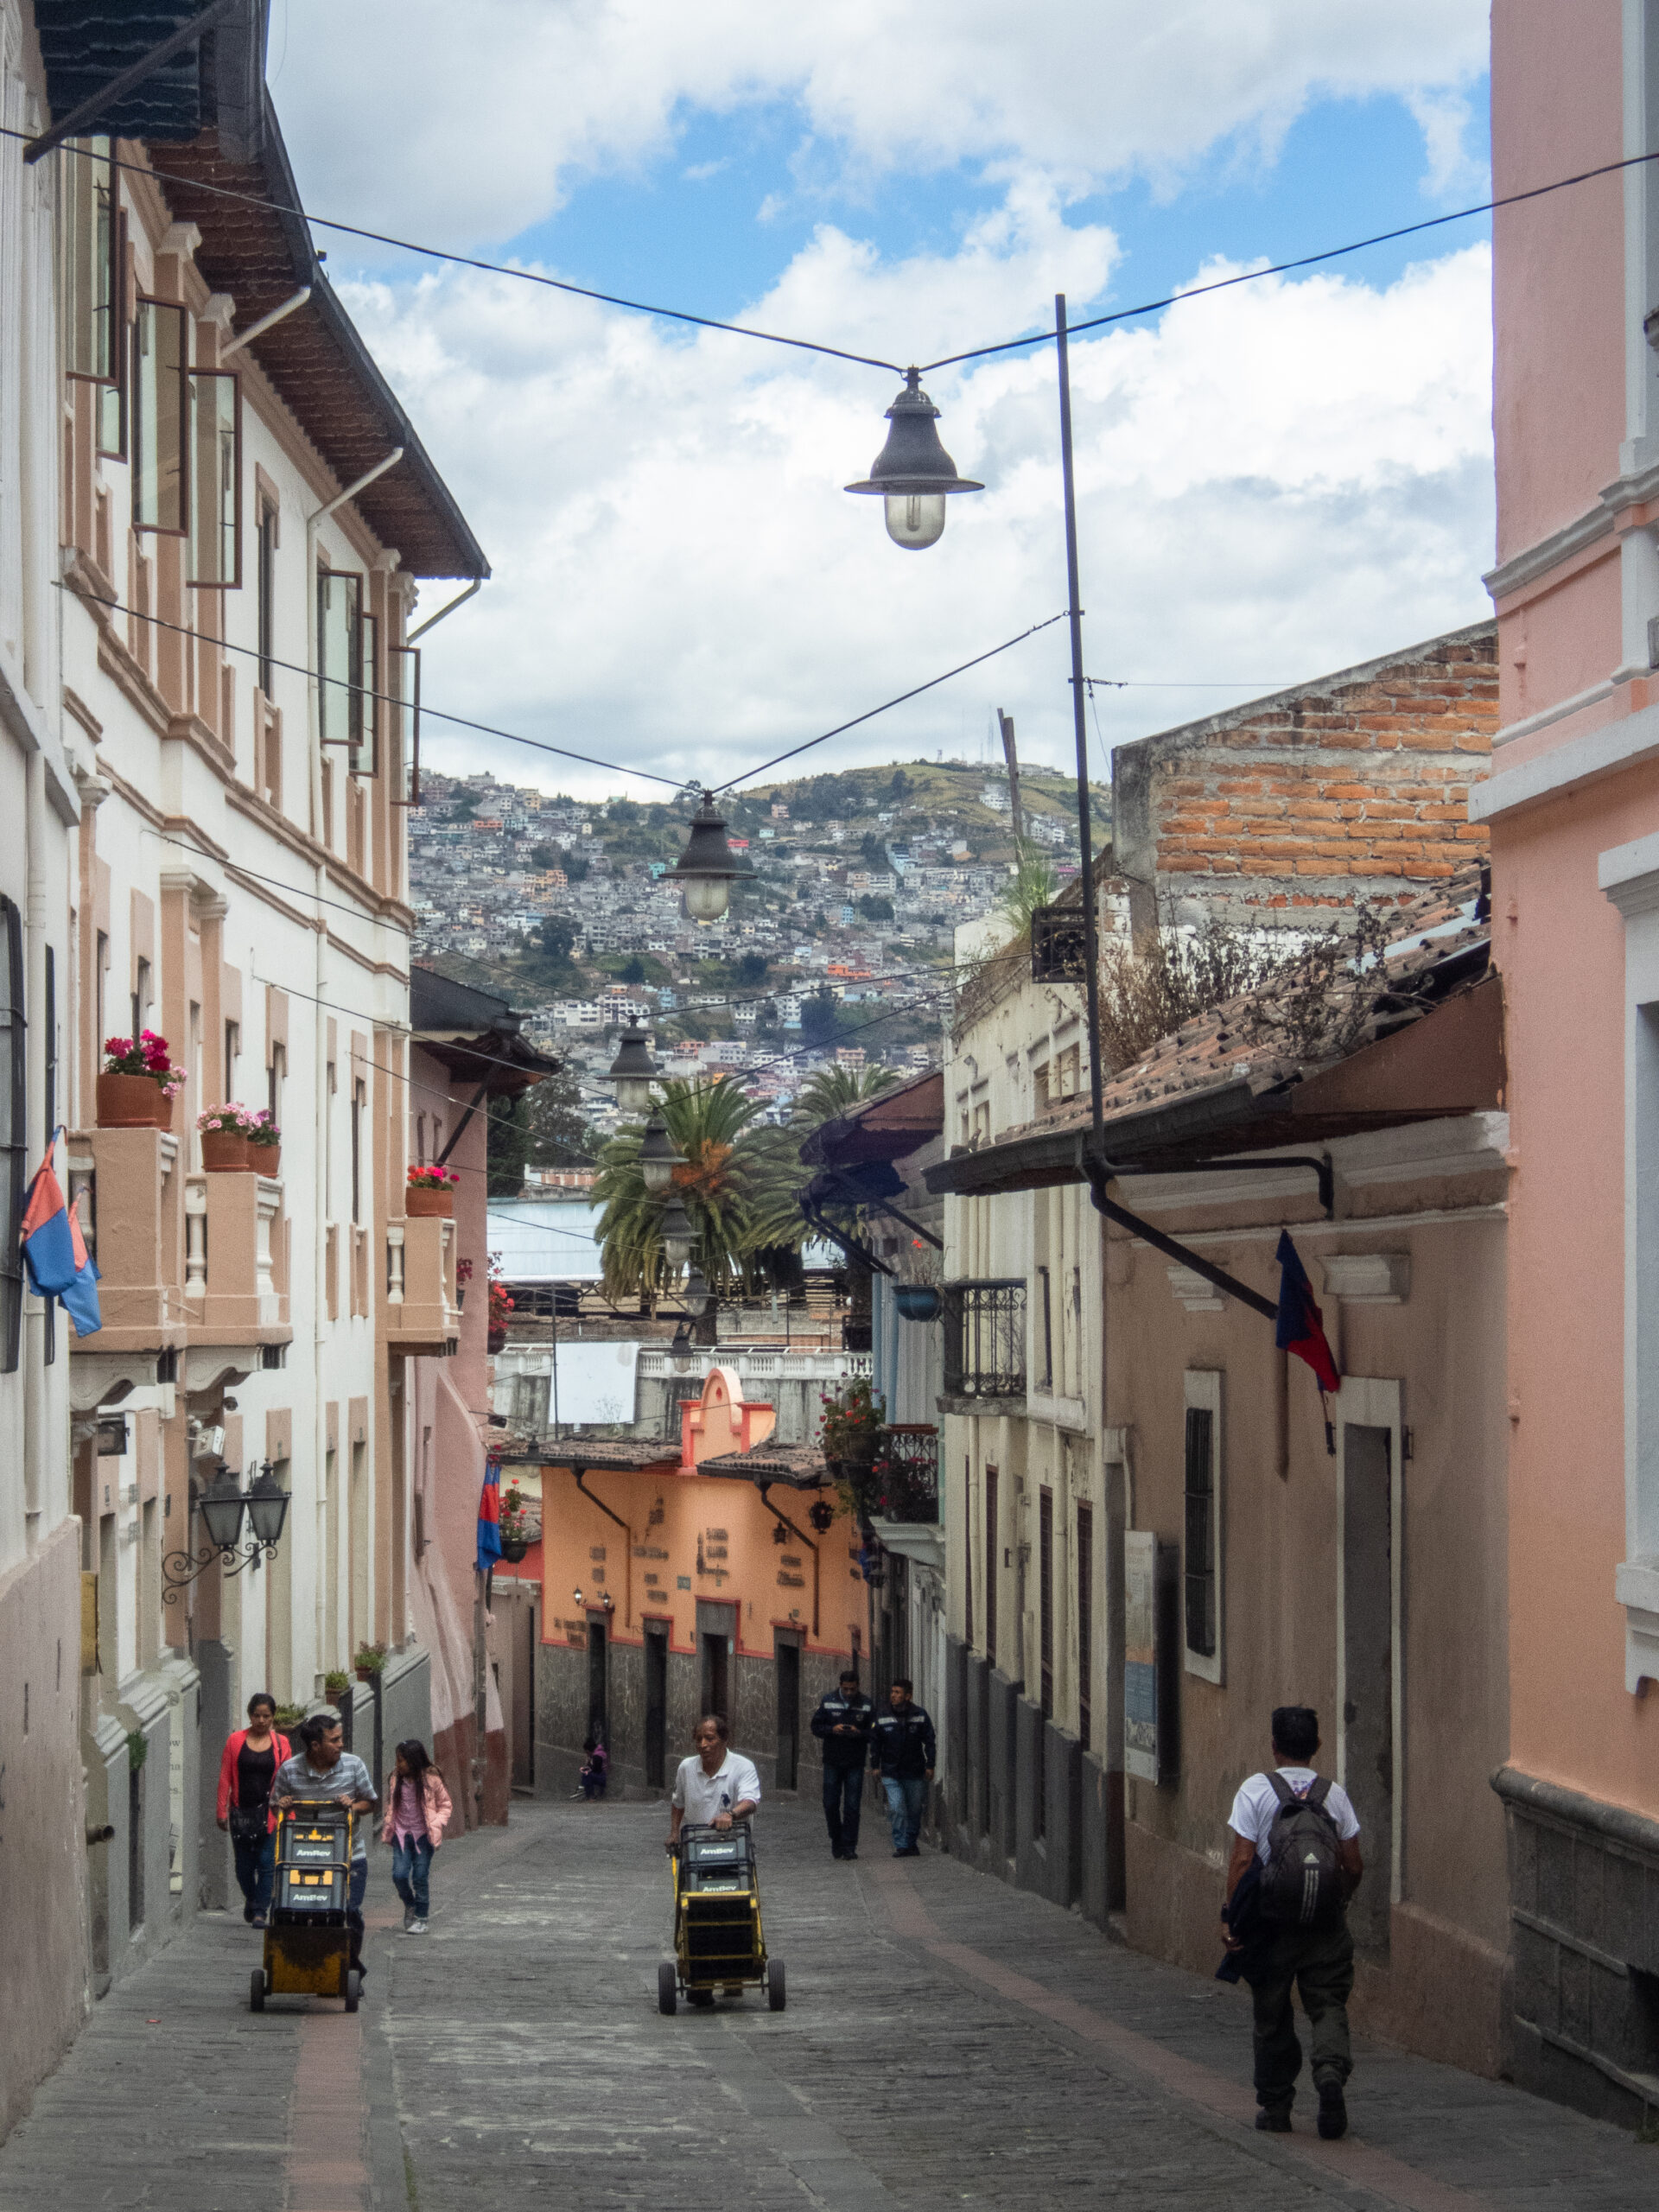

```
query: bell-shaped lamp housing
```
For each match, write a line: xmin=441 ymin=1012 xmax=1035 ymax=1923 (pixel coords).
xmin=245 ymin=1461 xmax=291 ymax=1548
xmin=845 ymin=368 xmax=983 ymax=551
xmin=607 ymin=1027 xmax=659 ymax=1116
xmin=683 ymin=1265 xmax=713 ymax=1318
xmin=197 ymin=1463 xmax=247 ymax=1553
xmin=659 ymin=1192 xmax=695 ymax=1268
xmin=639 ymin=1109 xmax=681 ymax=1195
xmin=669 ymin=792 xmax=757 ymax=924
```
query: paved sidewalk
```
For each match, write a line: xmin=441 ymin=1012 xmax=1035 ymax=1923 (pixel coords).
xmin=0 ymin=1796 xmax=1654 ymax=2209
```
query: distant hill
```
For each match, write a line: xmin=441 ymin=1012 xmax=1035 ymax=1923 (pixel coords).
xmin=736 ymin=757 xmax=1109 ymax=839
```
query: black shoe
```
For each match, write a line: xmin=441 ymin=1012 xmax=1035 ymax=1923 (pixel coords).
xmin=842 ymin=1850 xmax=857 ymax=1860
xmin=900 ymin=1845 xmax=922 ymax=1857
xmin=1317 ymin=2082 xmax=1347 ymax=2139
xmin=243 ymin=1904 xmax=255 ymax=1923
xmin=830 ymin=1848 xmax=845 ymax=1859
xmin=1255 ymin=2107 xmax=1292 ymax=2133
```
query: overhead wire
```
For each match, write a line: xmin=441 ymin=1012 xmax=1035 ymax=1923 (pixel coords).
xmin=16 ymin=126 xmax=1659 ymax=383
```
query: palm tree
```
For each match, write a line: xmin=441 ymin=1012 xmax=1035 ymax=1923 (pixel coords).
xmin=594 ymin=1079 xmax=801 ymax=1332
xmin=790 ymin=1060 xmax=899 ymax=1129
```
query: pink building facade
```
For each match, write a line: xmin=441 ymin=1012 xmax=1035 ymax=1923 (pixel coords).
xmin=1483 ymin=0 xmax=1659 ymax=2121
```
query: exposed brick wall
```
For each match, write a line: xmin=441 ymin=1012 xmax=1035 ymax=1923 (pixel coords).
xmin=1111 ymin=621 xmax=1497 ymax=927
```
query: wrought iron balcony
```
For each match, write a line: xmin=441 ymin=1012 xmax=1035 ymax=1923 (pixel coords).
xmin=943 ymin=1279 xmax=1027 ymax=1400
xmin=872 ymin=1424 xmax=938 ymax=1523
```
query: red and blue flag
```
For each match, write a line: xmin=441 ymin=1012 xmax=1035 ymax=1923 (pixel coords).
xmin=1274 ymin=1230 xmax=1338 ymax=1394
xmin=21 ymin=1142 xmax=100 ymax=1337
xmin=476 ymin=1459 xmax=503 ymax=1573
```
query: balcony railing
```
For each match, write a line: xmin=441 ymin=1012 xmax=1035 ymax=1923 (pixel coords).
xmin=385 ymin=1214 xmax=460 ymax=1357
xmin=943 ymin=1280 xmax=1027 ymax=1400
xmin=67 ymin=1128 xmax=186 ymax=1353
xmin=183 ymin=1170 xmax=289 ymax=1342
xmin=872 ymin=1424 xmax=938 ymax=1523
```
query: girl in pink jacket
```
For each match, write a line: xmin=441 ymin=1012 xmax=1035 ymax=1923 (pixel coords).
xmin=380 ymin=1739 xmax=454 ymax=1933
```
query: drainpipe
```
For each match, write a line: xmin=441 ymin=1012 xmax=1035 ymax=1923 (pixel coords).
xmin=572 ymin=1468 xmax=632 ymax=1627
xmin=304 ymin=451 xmax=401 ymax=1671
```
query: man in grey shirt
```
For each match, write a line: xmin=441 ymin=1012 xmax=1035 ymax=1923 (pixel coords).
xmin=272 ymin=1712 xmax=378 ymax=1974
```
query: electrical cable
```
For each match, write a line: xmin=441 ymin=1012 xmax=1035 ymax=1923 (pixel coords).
xmin=4 ymin=125 xmax=905 ymax=376
xmin=144 ymin=825 xmax=413 ymax=930
xmin=17 ymin=126 xmax=1659 ymax=384
xmin=62 ymin=582 xmax=1068 ymax=804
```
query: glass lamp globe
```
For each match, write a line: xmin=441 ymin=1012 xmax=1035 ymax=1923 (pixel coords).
xmin=885 ymin=492 xmax=947 ymax=550
xmin=681 ymin=874 xmax=731 ymax=924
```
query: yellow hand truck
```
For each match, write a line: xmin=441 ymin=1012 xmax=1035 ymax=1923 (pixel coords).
xmin=660 ymin=1821 xmax=785 ymax=2013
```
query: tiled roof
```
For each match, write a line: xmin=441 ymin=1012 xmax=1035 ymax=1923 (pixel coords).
xmin=928 ymin=863 xmax=1495 ymax=1193
xmin=500 ymin=1439 xmax=682 ymax=1472
xmin=696 ymin=1441 xmax=830 ymax=1489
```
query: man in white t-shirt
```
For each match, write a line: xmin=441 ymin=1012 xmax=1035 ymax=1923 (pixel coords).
xmin=668 ymin=1714 xmax=761 ymax=1846
xmin=1223 ymin=1706 xmax=1363 ymax=2141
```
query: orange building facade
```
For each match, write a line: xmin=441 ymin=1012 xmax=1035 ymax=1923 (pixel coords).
xmin=496 ymin=1368 xmax=865 ymax=1798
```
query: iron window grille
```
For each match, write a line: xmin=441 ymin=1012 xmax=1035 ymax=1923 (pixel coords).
xmin=943 ymin=1279 xmax=1027 ymax=1399
xmin=1184 ymin=1405 xmax=1217 ymax=1659
xmin=1030 ymin=902 xmax=1090 ymax=982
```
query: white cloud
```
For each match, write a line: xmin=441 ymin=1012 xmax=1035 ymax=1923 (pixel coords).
xmin=345 ymin=192 xmax=1493 ymax=803
xmin=273 ymin=0 xmax=1491 ymax=253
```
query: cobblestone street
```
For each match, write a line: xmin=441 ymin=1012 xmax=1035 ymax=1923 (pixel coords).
xmin=2 ymin=1796 xmax=1656 ymax=2212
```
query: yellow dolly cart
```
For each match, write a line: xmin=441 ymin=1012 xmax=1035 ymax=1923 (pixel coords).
xmin=251 ymin=1799 xmax=362 ymax=2013
xmin=659 ymin=1822 xmax=784 ymax=2013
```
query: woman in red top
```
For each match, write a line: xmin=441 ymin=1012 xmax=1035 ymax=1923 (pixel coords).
xmin=216 ymin=1693 xmax=291 ymax=1927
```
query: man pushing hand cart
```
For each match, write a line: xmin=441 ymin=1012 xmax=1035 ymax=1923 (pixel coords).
xmin=659 ymin=1716 xmax=783 ymax=2013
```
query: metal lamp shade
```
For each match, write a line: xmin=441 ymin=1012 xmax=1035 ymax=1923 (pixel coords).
xmin=608 ymin=1027 xmax=658 ymax=1114
xmin=245 ymin=1465 xmax=291 ymax=1547
xmin=639 ymin=1110 xmax=680 ymax=1194
xmin=659 ymin=1193 xmax=695 ymax=1268
xmin=197 ymin=1465 xmax=247 ymax=1552
xmin=845 ymin=370 xmax=982 ymax=550
xmin=683 ymin=1266 xmax=712 ymax=1317
xmin=670 ymin=793 xmax=756 ymax=923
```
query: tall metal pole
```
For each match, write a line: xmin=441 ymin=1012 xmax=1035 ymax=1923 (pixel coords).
xmin=1055 ymin=295 xmax=1106 ymax=1157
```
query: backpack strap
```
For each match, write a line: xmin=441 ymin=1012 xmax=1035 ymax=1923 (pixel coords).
xmin=1307 ymin=1777 xmax=1332 ymax=1810
xmin=1266 ymin=1771 xmax=1300 ymax=1809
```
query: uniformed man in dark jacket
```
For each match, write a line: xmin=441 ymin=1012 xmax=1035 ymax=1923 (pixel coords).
xmin=810 ymin=1670 xmax=873 ymax=1860
xmin=870 ymin=1677 xmax=936 ymax=1857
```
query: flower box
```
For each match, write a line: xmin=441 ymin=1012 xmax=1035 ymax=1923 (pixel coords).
xmin=407 ymin=1185 xmax=454 ymax=1219
xmin=96 ymin=1071 xmax=175 ymax=1129
xmin=251 ymin=1144 xmax=282 ymax=1177
xmin=200 ymin=1128 xmax=254 ymax=1172
xmin=486 ymin=1325 xmax=507 ymax=1354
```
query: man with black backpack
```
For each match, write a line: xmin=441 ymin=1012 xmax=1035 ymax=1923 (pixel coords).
xmin=1223 ymin=1706 xmax=1363 ymax=2139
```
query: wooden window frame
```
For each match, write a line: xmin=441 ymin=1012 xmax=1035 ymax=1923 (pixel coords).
xmin=1182 ymin=1370 xmax=1224 ymax=1682
xmin=186 ymin=367 xmax=243 ymax=590
xmin=389 ymin=644 xmax=422 ymax=805
xmin=131 ymin=297 xmax=189 ymax=536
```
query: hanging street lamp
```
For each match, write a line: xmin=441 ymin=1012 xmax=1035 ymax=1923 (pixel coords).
xmin=607 ymin=1027 xmax=660 ymax=1115
xmin=638 ymin=1109 xmax=681 ymax=1194
xmin=845 ymin=367 xmax=983 ymax=550
xmin=196 ymin=1461 xmax=249 ymax=1553
xmin=659 ymin=1192 xmax=695 ymax=1269
xmin=162 ymin=1458 xmax=291 ymax=1600
xmin=668 ymin=791 xmax=757 ymax=923
xmin=683 ymin=1265 xmax=712 ymax=1317
xmin=245 ymin=1459 xmax=292 ymax=1548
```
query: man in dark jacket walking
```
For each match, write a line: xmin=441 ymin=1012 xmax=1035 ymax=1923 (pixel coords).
xmin=871 ymin=1678 xmax=935 ymax=1857
xmin=810 ymin=1670 xmax=873 ymax=1859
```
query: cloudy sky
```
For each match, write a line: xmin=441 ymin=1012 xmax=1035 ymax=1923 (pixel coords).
xmin=268 ymin=1 xmax=1495 ymax=802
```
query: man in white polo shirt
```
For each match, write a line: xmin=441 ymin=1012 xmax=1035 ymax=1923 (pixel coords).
xmin=668 ymin=1714 xmax=761 ymax=1846
xmin=1223 ymin=1705 xmax=1363 ymax=2141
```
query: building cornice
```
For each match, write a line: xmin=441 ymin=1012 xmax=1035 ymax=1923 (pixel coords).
xmin=1470 ymin=696 xmax=1659 ymax=822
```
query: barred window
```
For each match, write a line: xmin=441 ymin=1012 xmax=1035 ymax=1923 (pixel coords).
xmin=0 ymin=899 xmax=24 ymax=1372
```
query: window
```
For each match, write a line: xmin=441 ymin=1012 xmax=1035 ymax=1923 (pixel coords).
xmin=1182 ymin=1371 xmax=1224 ymax=1681
xmin=0 ymin=900 xmax=23 ymax=1370
xmin=1037 ymin=1265 xmax=1053 ymax=1387
xmin=43 ymin=950 xmax=56 ymax=1366
xmin=984 ymin=1464 xmax=999 ymax=1667
xmin=132 ymin=299 xmax=188 ymax=534
xmin=130 ymin=957 xmax=150 ymax=1046
xmin=59 ymin=137 xmax=124 ymax=457
xmin=95 ymin=931 xmax=108 ymax=1054
xmin=943 ymin=1279 xmax=1027 ymax=1398
xmin=187 ymin=369 xmax=241 ymax=588
xmin=351 ymin=1077 xmax=365 ymax=1224
xmin=354 ymin=611 xmax=379 ymax=777
xmin=256 ymin=503 xmax=277 ymax=694
xmin=1077 ymin=1501 xmax=1093 ymax=1751
xmin=963 ymin=1456 xmax=975 ymax=1650
xmin=267 ymin=1041 xmax=285 ymax=1131
xmin=225 ymin=1021 xmax=239 ymax=1096
xmin=317 ymin=569 xmax=365 ymax=756
xmin=1039 ymin=1486 xmax=1054 ymax=1717
xmin=390 ymin=644 xmax=422 ymax=806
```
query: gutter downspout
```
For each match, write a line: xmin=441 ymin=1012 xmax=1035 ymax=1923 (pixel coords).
xmin=572 ymin=1467 xmax=632 ymax=1627
xmin=305 ymin=449 xmax=402 ymax=1677
xmin=405 ymin=577 xmax=481 ymax=644
xmin=759 ymin=1484 xmax=819 ymax=1639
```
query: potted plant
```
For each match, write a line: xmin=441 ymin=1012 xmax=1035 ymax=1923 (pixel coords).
xmin=322 ymin=1670 xmax=351 ymax=1708
xmin=245 ymin=1106 xmax=282 ymax=1177
xmin=353 ymin=1643 xmax=386 ymax=1685
xmin=407 ymin=1162 xmax=458 ymax=1217
xmin=894 ymin=1283 xmax=941 ymax=1322
xmin=455 ymin=1255 xmax=474 ymax=1309
xmin=97 ymin=1032 xmax=184 ymax=1129
xmin=486 ymin=1257 xmax=512 ymax=1353
xmin=499 ymin=1484 xmax=537 ymax=1563
xmin=817 ymin=1377 xmax=885 ymax=1502
xmin=197 ymin=1103 xmax=255 ymax=1171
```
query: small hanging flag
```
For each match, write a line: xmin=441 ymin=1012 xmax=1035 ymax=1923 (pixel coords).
xmin=21 ymin=1139 xmax=101 ymax=1336
xmin=1274 ymin=1230 xmax=1339 ymax=1394
xmin=476 ymin=1459 xmax=503 ymax=1573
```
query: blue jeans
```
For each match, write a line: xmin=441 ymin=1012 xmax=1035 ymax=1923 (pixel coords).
xmin=391 ymin=1835 xmax=435 ymax=1917
xmin=882 ymin=1775 xmax=927 ymax=1853
xmin=822 ymin=1763 xmax=864 ymax=1854
xmin=232 ymin=1826 xmax=276 ymax=1916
